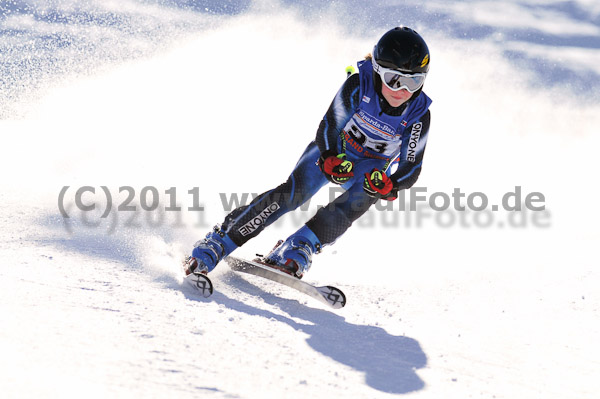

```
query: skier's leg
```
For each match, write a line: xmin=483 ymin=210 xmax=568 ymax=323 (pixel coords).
xmin=306 ymin=181 xmax=377 ymax=245
xmin=188 ymin=142 xmax=327 ymax=273
xmin=305 ymin=156 xmax=387 ymax=245
xmin=221 ymin=141 xmax=327 ymax=244
xmin=263 ymin=160 xmax=381 ymax=278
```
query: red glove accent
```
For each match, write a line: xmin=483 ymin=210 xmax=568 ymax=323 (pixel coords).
xmin=363 ymin=169 xmax=397 ymax=200
xmin=318 ymin=152 xmax=354 ymax=184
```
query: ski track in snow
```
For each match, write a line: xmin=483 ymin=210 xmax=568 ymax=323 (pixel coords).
xmin=1 ymin=1 xmax=600 ymax=398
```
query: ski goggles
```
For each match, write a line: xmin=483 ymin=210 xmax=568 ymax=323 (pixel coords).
xmin=372 ymin=55 xmax=426 ymax=93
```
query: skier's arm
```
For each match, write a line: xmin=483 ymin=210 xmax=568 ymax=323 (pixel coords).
xmin=390 ymin=109 xmax=431 ymax=190
xmin=315 ymin=73 xmax=360 ymax=154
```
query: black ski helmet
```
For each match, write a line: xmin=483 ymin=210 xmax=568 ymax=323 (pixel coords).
xmin=374 ymin=27 xmax=430 ymax=73
xmin=372 ymin=27 xmax=430 ymax=98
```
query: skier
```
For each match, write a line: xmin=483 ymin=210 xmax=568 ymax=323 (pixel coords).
xmin=185 ymin=27 xmax=432 ymax=279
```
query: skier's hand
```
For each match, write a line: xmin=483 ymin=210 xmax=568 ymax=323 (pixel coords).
xmin=363 ymin=168 xmax=398 ymax=200
xmin=318 ymin=151 xmax=354 ymax=184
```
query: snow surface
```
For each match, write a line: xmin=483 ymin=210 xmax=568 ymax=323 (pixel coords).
xmin=1 ymin=0 xmax=599 ymax=398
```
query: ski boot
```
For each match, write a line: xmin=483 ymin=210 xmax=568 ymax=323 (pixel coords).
xmin=260 ymin=226 xmax=321 ymax=279
xmin=184 ymin=225 xmax=237 ymax=275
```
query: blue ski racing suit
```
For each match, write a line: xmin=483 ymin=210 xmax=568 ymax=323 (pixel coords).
xmin=193 ymin=58 xmax=432 ymax=275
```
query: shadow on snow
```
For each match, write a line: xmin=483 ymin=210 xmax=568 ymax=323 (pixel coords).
xmin=184 ymin=271 xmax=427 ymax=395
xmin=37 ymin=210 xmax=426 ymax=393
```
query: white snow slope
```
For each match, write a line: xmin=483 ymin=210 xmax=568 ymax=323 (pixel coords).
xmin=1 ymin=1 xmax=599 ymax=398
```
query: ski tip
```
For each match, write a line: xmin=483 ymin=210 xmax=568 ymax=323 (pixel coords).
xmin=322 ymin=285 xmax=347 ymax=309
xmin=184 ymin=272 xmax=214 ymax=298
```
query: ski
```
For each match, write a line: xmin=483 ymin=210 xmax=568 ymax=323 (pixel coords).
xmin=183 ymin=272 xmax=214 ymax=298
xmin=225 ymin=256 xmax=346 ymax=309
